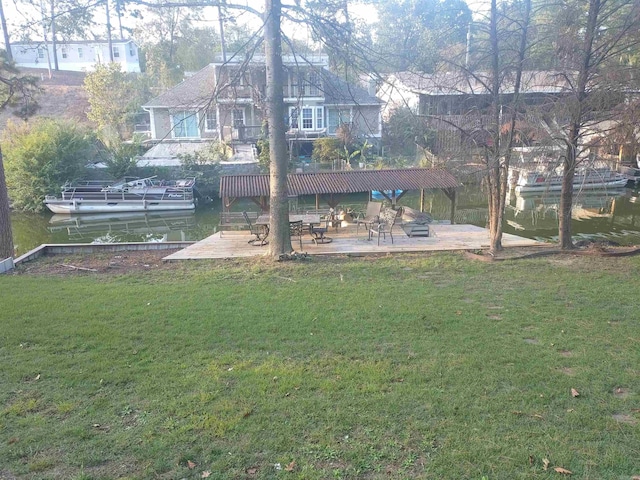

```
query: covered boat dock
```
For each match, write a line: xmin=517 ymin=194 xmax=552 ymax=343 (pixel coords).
xmin=219 ymin=168 xmax=462 ymax=222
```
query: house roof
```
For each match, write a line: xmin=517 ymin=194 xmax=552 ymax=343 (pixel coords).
xmin=391 ymin=70 xmax=574 ymax=96
xmin=142 ymin=63 xmax=380 ymax=109
xmin=219 ymin=168 xmax=460 ymax=198
xmin=12 ymin=39 xmax=135 ymax=46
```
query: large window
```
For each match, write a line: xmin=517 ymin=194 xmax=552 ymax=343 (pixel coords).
xmin=61 ymin=47 xmax=68 ymax=59
xmin=232 ymin=109 xmax=245 ymax=127
xmin=172 ymin=111 xmax=199 ymax=138
xmin=289 ymin=106 xmax=324 ymax=130
xmin=205 ymin=110 xmax=217 ymax=131
xmin=112 ymin=46 xmax=120 ymax=58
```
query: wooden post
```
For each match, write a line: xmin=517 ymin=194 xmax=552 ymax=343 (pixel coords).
xmin=420 ymin=189 xmax=425 ymax=212
xmin=450 ymin=189 xmax=457 ymax=225
xmin=315 ymin=193 xmax=319 ymax=209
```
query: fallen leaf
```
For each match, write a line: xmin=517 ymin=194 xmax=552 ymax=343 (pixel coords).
xmin=34 ymin=374 xmax=40 ymax=381
xmin=543 ymin=458 xmax=550 ymax=471
xmin=187 ymin=460 xmax=196 ymax=469
xmin=201 ymin=471 xmax=211 ymax=478
xmin=246 ymin=467 xmax=258 ymax=475
xmin=284 ymin=461 xmax=296 ymax=472
xmin=631 ymin=476 xmax=640 ymax=480
xmin=529 ymin=455 xmax=534 ymax=466
xmin=571 ymin=388 xmax=580 ymax=397
xmin=554 ymin=466 xmax=572 ymax=475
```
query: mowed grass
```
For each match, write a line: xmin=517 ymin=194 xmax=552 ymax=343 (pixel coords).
xmin=0 ymin=253 xmax=639 ymax=480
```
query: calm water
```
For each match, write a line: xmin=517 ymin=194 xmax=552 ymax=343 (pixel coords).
xmin=10 ymin=184 xmax=640 ymax=256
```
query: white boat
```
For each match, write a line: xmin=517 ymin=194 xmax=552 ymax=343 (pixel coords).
xmin=44 ymin=177 xmax=197 ymax=214
xmin=509 ymin=165 xmax=627 ymax=194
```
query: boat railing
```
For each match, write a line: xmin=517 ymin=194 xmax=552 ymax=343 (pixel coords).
xmin=59 ymin=185 xmax=194 ymax=202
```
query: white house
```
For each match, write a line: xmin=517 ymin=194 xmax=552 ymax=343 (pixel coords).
xmin=10 ymin=39 xmax=141 ymax=73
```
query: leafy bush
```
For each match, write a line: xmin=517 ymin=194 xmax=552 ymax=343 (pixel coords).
xmin=3 ymin=119 xmax=96 ymax=212
xmin=312 ymin=138 xmax=344 ymax=164
xmin=178 ymin=141 xmax=229 ymax=200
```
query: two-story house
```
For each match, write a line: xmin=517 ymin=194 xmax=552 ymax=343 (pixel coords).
xmin=140 ymin=54 xmax=382 ymax=166
xmin=11 ymin=39 xmax=141 ymax=73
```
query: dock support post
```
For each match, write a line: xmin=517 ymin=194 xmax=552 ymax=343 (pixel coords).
xmin=420 ymin=189 xmax=425 ymax=212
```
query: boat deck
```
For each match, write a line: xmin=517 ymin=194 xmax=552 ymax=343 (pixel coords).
xmin=164 ymin=223 xmax=546 ymax=260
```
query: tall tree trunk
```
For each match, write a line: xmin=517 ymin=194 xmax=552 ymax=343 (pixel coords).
xmin=265 ymin=0 xmax=292 ymax=257
xmin=0 ymin=146 xmax=14 ymax=260
xmin=558 ymin=0 xmax=600 ymax=250
xmin=487 ymin=0 xmax=503 ymax=253
xmin=217 ymin=4 xmax=226 ymax=62
xmin=0 ymin=0 xmax=12 ymax=61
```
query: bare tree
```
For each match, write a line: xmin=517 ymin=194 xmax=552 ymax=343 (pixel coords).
xmin=548 ymin=0 xmax=640 ymax=249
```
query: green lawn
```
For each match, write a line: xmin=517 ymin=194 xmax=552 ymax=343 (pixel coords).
xmin=1 ymin=253 xmax=639 ymax=479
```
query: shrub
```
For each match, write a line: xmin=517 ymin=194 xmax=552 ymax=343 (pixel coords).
xmin=3 ymin=119 xmax=96 ymax=212
xmin=312 ymin=137 xmax=343 ymax=164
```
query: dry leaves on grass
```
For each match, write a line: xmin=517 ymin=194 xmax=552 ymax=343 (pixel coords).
xmin=543 ymin=458 xmax=550 ymax=471
xmin=571 ymin=388 xmax=580 ymax=397
xmin=246 ymin=467 xmax=258 ymax=475
xmin=187 ymin=460 xmax=196 ymax=469
xmin=284 ymin=461 xmax=296 ymax=472
xmin=554 ymin=466 xmax=572 ymax=475
xmin=201 ymin=471 xmax=211 ymax=478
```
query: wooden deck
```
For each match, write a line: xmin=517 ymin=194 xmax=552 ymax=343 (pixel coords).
xmin=164 ymin=223 xmax=546 ymax=260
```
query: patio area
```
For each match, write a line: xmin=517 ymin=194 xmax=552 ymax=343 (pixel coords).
xmin=163 ymin=223 xmax=546 ymax=260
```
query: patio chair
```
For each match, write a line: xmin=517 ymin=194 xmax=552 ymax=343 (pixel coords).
xmin=369 ymin=208 xmax=398 ymax=246
xmin=289 ymin=220 xmax=304 ymax=250
xmin=243 ymin=211 xmax=268 ymax=246
xmin=354 ymin=201 xmax=383 ymax=235
xmin=309 ymin=217 xmax=333 ymax=245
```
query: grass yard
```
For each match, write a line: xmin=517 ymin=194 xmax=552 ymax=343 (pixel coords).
xmin=0 ymin=252 xmax=639 ymax=479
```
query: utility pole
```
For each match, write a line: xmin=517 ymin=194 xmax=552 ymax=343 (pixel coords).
xmin=50 ymin=0 xmax=58 ymax=70
xmin=217 ymin=3 xmax=226 ymax=62
xmin=39 ymin=0 xmax=52 ymax=78
xmin=106 ymin=0 xmax=113 ymax=61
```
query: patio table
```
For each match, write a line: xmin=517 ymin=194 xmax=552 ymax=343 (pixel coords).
xmin=254 ymin=214 xmax=321 ymax=244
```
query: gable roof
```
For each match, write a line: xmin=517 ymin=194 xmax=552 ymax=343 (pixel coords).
xmin=391 ymin=70 xmax=574 ymax=96
xmin=143 ymin=62 xmax=380 ymax=109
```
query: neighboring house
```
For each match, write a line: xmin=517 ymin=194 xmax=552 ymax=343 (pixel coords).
xmin=378 ymin=70 xmax=574 ymax=152
xmin=140 ymin=54 xmax=382 ymax=166
xmin=11 ymin=39 xmax=141 ymax=73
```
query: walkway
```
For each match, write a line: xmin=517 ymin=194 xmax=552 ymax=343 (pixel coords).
xmin=164 ymin=223 xmax=545 ymax=260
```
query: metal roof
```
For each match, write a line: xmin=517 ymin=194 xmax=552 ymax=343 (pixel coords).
xmin=219 ymin=168 xmax=460 ymax=198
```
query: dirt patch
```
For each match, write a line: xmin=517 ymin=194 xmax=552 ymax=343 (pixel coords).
xmin=524 ymin=338 xmax=540 ymax=345
xmin=12 ymin=250 xmax=181 ymax=276
xmin=612 ymin=414 xmax=637 ymax=425
xmin=560 ymin=367 xmax=576 ymax=376
xmin=464 ymin=243 xmax=640 ymax=262
xmin=613 ymin=387 xmax=631 ymax=398
xmin=559 ymin=350 xmax=573 ymax=357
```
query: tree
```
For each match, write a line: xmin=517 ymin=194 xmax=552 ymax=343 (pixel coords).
xmin=264 ymin=0 xmax=292 ymax=256
xmin=84 ymin=62 xmax=148 ymax=139
xmin=0 ymin=53 xmax=38 ymax=259
xmin=3 ymin=119 xmax=96 ymax=212
xmin=544 ymin=0 xmax=640 ymax=249
xmin=373 ymin=0 xmax=472 ymax=72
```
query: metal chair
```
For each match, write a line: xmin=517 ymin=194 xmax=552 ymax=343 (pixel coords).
xmin=369 ymin=208 xmax=398 ymax=245
xmin=354 ymin=201 xmax=383 ymax=234
xmin=309 ymin=217 xmax=333 ymax=244
xmin=289 ymin=220 xmax=304 ymax=250
xmin=243 ymin=211 xmax=269 ymax=246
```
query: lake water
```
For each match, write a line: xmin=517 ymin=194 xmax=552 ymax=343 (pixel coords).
xmin=10 ymin=184 xmax=640 ymax=256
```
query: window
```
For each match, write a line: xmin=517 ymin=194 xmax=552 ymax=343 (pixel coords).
xmin=307 ymin=72 xmax=321 ymax=96
xmin=77 ymin=47 xmax=83 ymax=58
xmin=302 ymin=107 xmax=313 ymax=129
xmin=129 ymin=46 xmax=135 ymax=56
xmin=61 ymin=47 xmax=67 ymax=59
xmin=112 ymin=46 xmax=120 ymax=58
xmin=38 ymin=48 xmax=45 ymax=59
xmin=316 ymin=107 xmax=324 ymax=129
xmin=232 ymin=109 xmax=245 ymax=127
xmin=205 ymin=110 xmax=217 ymax=131
xmin=172 ymin=111 xmax=199 ymax=138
